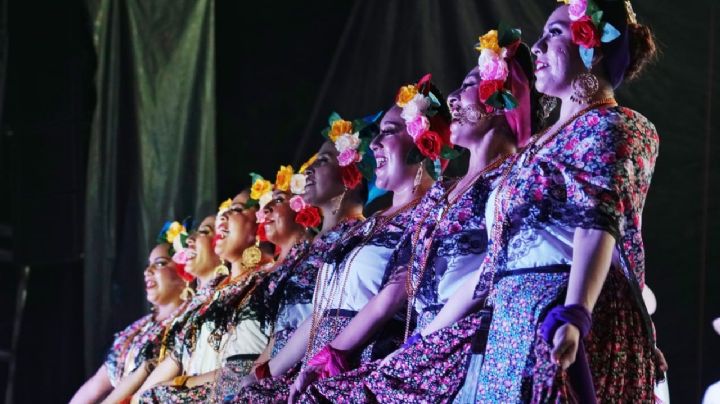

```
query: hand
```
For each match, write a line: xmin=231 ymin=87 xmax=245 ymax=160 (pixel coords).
xmin=551 ymin=323 xmax=580 ymax=370
xmin=287 ymin=365 xmax=321 ymax=404
xmin=238 ymin=373 xmax=258 ymax=389
xmin=379 ymin=348 xmax=402 ymax=367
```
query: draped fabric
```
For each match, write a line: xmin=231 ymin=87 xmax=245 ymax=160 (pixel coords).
xmin=83 ymin=0 xmax=216 ymax=372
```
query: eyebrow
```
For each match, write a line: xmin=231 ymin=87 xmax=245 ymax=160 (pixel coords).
xmin=546 ymin=20 xmax=569 ymax=30
xmin=382 ymin=120 xmax=402 ymax=128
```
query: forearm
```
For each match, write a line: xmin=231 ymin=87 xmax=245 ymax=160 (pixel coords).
xmin=135 ymin=356 xmax=180 ymax=396
xmin=185 ymin=370 xmax=218 ymax=388
xmin=254 ymin=335 xmax=275 ymax=366
xmin=69 ymin=365 xmax=112 ymax=404
xmin=566 ymin=228 xmax=615 ymax=311
xmin=100 ymin=364 xmax=150 ymax=404
xmin=419 ymin=269 xmax=485 ymax=337
xmin=330 ymin=277 xmax=408 ymax=351
xmin=267 ymin=318 xmax=311 ymax=376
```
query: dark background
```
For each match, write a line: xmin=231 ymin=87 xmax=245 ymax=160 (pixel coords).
xmin=0 ymin=0 xmax=717 ymax=402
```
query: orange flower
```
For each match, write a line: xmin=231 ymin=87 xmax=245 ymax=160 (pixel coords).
xmin=275 ymin=165 xmax=294 ymax=192
xmin=476 ymin=30 xmax=501 ymax=54
xmin=396 ymin=84 xmax=419 ymax=107
xmin=329 ymin=120 xmax=353 ymax=142
xmin=299 ymin=153 xmax=318 ymax=173
xmin=250 ymin=178 xmax=272 ymax=200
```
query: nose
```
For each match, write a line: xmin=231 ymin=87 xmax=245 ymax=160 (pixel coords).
xmin=531 ymin=35 xmax=547 ymax=56
xmin=369 ymin=135 xmax=383 ymax=151
xmin=144 ymin=264 xmax=154 ymax=276
xmin=447 ymin=88 xmax=460 ymax=110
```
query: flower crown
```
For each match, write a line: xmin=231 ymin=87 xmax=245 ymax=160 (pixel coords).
xmin=321 ymin=111 xmax=382 ymax=190
xmin=156 ymin=219 xmax=194 ymax=282
xmin=475 ymin=25 xmax=523 ymax=111
xmin=558 ymin=0 xmax=622 ymax=70
xmin=396 ymin=74 xmax=458 ymax=179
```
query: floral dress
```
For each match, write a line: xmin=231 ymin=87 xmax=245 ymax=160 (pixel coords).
xmin=473 ymin=106 xmax=659 ymax=403
xmin=233 ymin=209 xmax=415 ymax=403
xmin=301 ymin=169 xmax=502 ymax=404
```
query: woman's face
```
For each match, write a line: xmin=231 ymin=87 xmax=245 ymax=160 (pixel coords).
xmin=532 ymin=6 xmax=587 ymax=97
xmin=144 ymin=244 xmax=184 ymax=306
xmin=215 ymin=191 xmax=257 ymax=260
xmin=370 ymin=106 xmax=418 ymax=191
xmin=263 ymin=190 xmax=302 ymax=243
xmin=303 ymin=141 xmax=345 ymax=206
xmin=184 ymin=216 xmax=220 ymax=277
xmin=446 ymin=67 xmax=496 ymax=147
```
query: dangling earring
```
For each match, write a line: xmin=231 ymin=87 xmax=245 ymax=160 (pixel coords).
xmin=241 ymin=238 xmax=262 ymax=269
xmin=539 ymin=94 xmax=558 ymax=123
xmin=332 ymin=188 xmax=347 ymax=215
xmin=180 ymin=281 xmax=195 ymax=301
xmin=412 ymin=164 xmax=424 ymax=194
xmin=570 ymin=72 xmax=599 ymax=104
xmin=213 ymin=263 xmax=229 ymax=277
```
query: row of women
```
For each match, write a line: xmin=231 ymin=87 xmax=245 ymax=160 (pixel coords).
xmin=71 ymin=2 xmax=667 ymax=403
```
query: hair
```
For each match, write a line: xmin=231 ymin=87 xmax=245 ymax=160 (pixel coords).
xmin=514 ymin=42 xmax=544 ymax=133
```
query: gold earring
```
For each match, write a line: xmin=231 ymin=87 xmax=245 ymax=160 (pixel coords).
xmin=241 ymin=238 xmax=262 ymax=268
xmin=213 ymin=263 xmax=229 ymax=277
xmin=412 ymin=165 xmax=424 ymax=194
xmin=539 ymin=94 xmax=558 ymax=122
xmin=570 ymin=72 xmax=599 ymax=104
xmin=180 ymin=281 xmax=195 ymax=301
xmin=332 ymin=188 xmax=347 ymax=215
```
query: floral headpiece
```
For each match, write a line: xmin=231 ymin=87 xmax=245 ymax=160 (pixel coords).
xmin=558 ymin=0 xmax=622 ymax=70
xmin=396 ymin=74 xmax=457 ymax=179
xmin=475 ymin=25 xmax=523 ymax=111
xmin=321 ymin=111 xmax=382 ymax=190
xmin=156 ymin=219 xmax=194 ymax=283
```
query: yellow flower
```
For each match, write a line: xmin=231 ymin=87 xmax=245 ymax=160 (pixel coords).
xmin=557 ymin=0 xmax=571 ymax=4
xmin=275 ymin=165 xmax=294 ymax=192
xmin=329 ymin=119 xmax=353 ymax=142
xmin=299 ymin=153 xmax=318 ymax=174
xmin=166 ymin=221 xmax=185 ymax=244
xmin=476 ymin=30 xmax=501 ymax=53
xmin=250 ymin=179 xmax=273 ymax=200
xmin=218 ymin=198 xmax=232 ymax=213
xmin=396 ymin=84 xmax=418 ymax=107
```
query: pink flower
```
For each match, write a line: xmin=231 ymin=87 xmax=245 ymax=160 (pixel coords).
xmin=587 ymin=115 xmax=600 ymax=126
xmin=289 ymin=195 xmax=307 ymax=212
xmin=255 ymin=210 xmax=266 ymax=224
xmin=568 ymin=0 xmax=588 ymax=21
xmin=337 ymin=149 xmax=360 ymax=167
xmin=478 ymin=49 xmax=509 ymax=82
xmin=172 ymin=249 xmax=188 ymax=265
xmin=406 ymin=115 xmax=430 ymax=141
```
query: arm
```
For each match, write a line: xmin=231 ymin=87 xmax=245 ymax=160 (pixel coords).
xmin=266 ymin=317 xmax=311 ymax=376
xmin=253 ymin=335 xmax=275 ymax=368
xmin=132 ymin=356 xmax=181 ymax=400
xmin=551 ymin=228 xmax=615 ymax=369
xmin=99 ymin=364 xmax=150 ymax=404
xmin=418 ymin=267 xmax=485 ymax=337
xmin=69 ymin=365 xmax=113 ymax=404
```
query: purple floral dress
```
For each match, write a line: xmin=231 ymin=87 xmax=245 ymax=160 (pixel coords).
xmin=300 ymin=169 xmax=503 ymax=403
xmin=473 ymin=106 xmax=659 ymax=403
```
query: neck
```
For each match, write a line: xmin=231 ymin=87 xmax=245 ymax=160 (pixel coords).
xmin=229 ymin=260 xmax=253 ymax=279
xmin=557 ymin=85 xmax=615 ymax=127
xmin=155 ymin=299 xmax=182 ymax=321
xmin=196 ymin=269 xmax=217 ymax=287
xmin=464 ymin=125 xmax=516 ymax=177
xmin=318 ymin=198 xmax=363 ymax=235
xmin=272 ymin=231 xmax=307 ymax=263
xmin=390 ymin=171 xmax=430 ymax=211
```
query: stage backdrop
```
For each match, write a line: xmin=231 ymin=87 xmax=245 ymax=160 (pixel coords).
xmin=84 ymin=0 xmax=217 ymax=373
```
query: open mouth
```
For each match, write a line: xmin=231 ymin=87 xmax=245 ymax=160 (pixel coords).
xmin=535 ymin=61 xmax=549 ymax=72
xmin=375 ymin=156 xmax=388 ymax=170
xmin=185 ymin=250 xmax=197 ymax=261
xmin=145 ymin=279 xmax=157 ymax=289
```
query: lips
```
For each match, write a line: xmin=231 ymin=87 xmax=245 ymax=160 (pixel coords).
xmin=375 ymin=156 xmax=388 ymax=170
xmin=145 ymin=279 xmax=157 ymax=289
xmin=535 ymin=60 xmax=549 ymax=72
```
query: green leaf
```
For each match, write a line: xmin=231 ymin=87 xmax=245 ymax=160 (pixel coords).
xmin=321 ymin=127 xmax=330 ymax=140
xmin=586 ymin=0 xmax=601 ymax=16
xmin=500 ymin=91 xmax=518 ymax=110
xmin=591 ymin=10 xmax=603 ymax=26
xmin=440 ymin=145 xmax=462 ymax=160
xmin=486 ymin=92 xmax=505 ymax=110
xmin=427 ymin=92 xmax=441 ymax=107
xmin=249 ymin=172 xmax=265 ymax=184
xmin=357 ymin=159 xmax=376 ymax=181
xmin=424 ymin=159 xmax=438 ymax=180
xmin=245 ymin=198 xmax=259 ymax=208
xmin=498 ymin=22 xmax=522 ymax=47
xmin=328 ymin=112 xmax=342 ymax=125
xmin=405 ymin=147 xmax=425 ymax=165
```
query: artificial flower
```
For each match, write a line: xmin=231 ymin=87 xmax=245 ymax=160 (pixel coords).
xmin=275 ymin=165 xmax=294 ymax=192
xmin=218 ymin=198 xmax=232 ymax=215
xmin=256 ymin=223 xmax=268 ymax=242
xmin=340 ymin=164 xmax=363 ymax=189
xmin=557 ymin=0 xmax=571 ymax=4
xmin=395 ymin=84 xmax=419 ymax=107
xmin=479 ymin=80 xmax=505 ymax=102
xmin=568 ymin=0 xmax=588 ymax=21
xmin=165 ymin=222 xmax=185 ymax=244
xmin=289 ymin=195 xmax=307 ymax=212
xmin=174 ymin=263 xmax=194 ymax=283
xmin=299 ymin=153 xmax=318 ymax=173
xmin=329 ymin=119 xmax=353 ymax=142
xmin=415 ymin=130 xmax=443 ymax=160
xmin=478 ymin=48 xmax=509 ymax=82
xmin=259 ymin=192 xmax=273 ymax=209
xmin=172 ymin=249 xmax=189 ymax=265
xmin=476 ymin=29 xmax=501 ymax=54
xmin=290 ymin=173 xmax=307 ymax=195
xmin=334 ymin=132 xmax=361 ymax=153
xmin=571 ymin=16 xmax=601 ymax=49
xmin=255 ymin=209 xmax=266 ymax=224
xmin=295 ymin=206 xmax=322 ymax=228
xmin=406 ymin=115 xmax=430 ymax=141
xmin=337 ymin=149 xmax=360 ymax=167
xmin=250 ymin=178 xmax=272 ymax=200
xmin=400 ymin=94 xmax=431 ymax=122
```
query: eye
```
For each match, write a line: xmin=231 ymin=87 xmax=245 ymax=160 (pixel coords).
xmin=154 ymin=260 xmax=169 ymax=268
xmin=230 ymin=206 xmax=244 ymax=214
xmin=549 ymin=27 xmax=562 ymax=37
xmin=198 ymin=229 xmax=211 ymax=235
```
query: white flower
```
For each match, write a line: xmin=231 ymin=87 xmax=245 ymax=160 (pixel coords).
xmin=478 ymin=48 xmax=509 ymax=82
xmin=334 ymin=132 xmax=361 ymax=153
xmin=400 ymin=94 xmax=431 ymax=122
xmin=290 ymin=173 xmax=307 ymax=195
xmin=258 ymin=192 xmax=273 ymax=209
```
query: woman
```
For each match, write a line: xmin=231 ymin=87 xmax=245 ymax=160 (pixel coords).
xmin=230 ymin=106 xmax=434 ymax=403
xmin=296 ymin=29 xmax=534 ymax=403
xmin=70 ymin=227 xmax=187 ymax=403
xmin=133 ymin=190 xmax=275 ymax=402
xmin=471 ymin=1 xmax=661 ymax=401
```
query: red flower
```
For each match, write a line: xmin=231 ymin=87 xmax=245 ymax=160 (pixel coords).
xmin=415 ymin=130 xmax=442 ymax=160
xmin=478 ymin=80 xmax=504 ymax=102
xmin=571 ymin=16 xmax=601 ymax=48
xmin=340 ymin=164 xmax=363 ymax=189
xmin=295 ymin=206 xmax=322 ymax=228
xmin=256 ymin=222 xmax=268 ymax=242
xmin=174 ymin=264 xmax=194 ymax=283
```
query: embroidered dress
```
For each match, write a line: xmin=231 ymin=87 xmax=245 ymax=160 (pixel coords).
xmin=301 ymin=170 xmax=502 ymax=403
xmin=473 ymin=107 xmax=659 ymax=403
xmin=234 ymin=209 xmax=414 ymax=403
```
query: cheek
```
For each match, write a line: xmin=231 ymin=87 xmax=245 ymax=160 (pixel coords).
xmin=460 ymin=87 xmax=480 ymax=107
